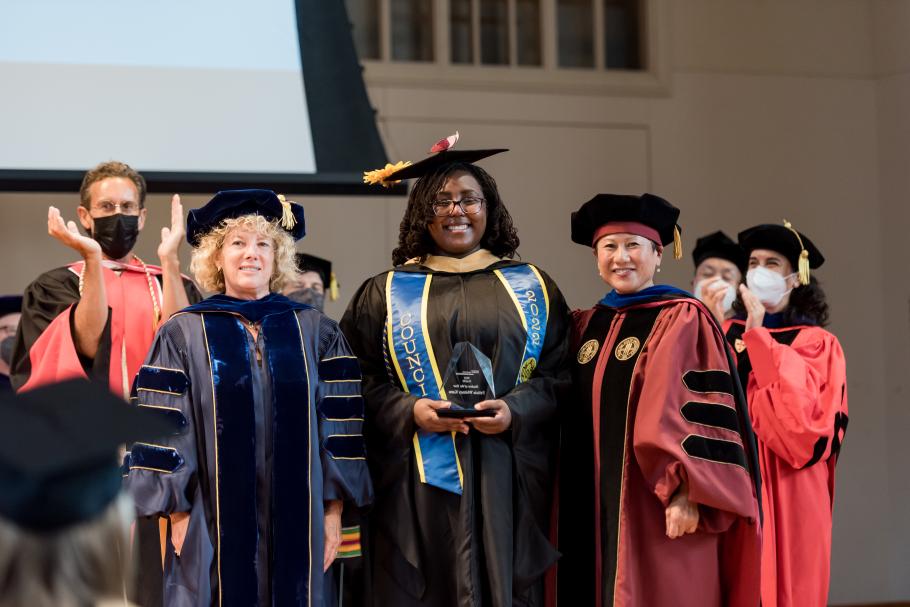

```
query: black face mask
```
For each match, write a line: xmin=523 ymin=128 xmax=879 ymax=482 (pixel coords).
xmin=286 ymin=288 xmax=325 ymax=312
xmin=91 ymin=214 xmax=140 ymax=260
xmin=0 ymin=336 xmax=14 ymax=366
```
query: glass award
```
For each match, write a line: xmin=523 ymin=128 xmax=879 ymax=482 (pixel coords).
xmin=437 ymin=342 xmax=496 ymax=418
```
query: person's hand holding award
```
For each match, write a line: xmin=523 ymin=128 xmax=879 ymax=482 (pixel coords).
xmin=438 ymin=342 xmax=511 ymax=433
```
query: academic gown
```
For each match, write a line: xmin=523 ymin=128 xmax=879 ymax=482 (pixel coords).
xmin=340 ymin=253 xmax=570 ymax=607
xmin=10 ymin=259 xmax=201 ymax=396
xmin=555 ymin=286 xmax=762 ymax=607
xmin=123 ymin=293 xmax=373 ymax=607
xmin=724 ymin=315 xmax=848 ymax=607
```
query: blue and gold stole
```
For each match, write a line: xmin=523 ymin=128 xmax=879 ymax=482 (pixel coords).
xmin=385 ymin=264 xmax=549 ymax=494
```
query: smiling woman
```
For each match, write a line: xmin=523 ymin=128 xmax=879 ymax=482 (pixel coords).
xmin=123 ymin=189 xmax=372 ymax=606
xmin=555 ymin=192 xmax=763 ymax=607
xmin=343 ymin=135 xmax=569 ymax=607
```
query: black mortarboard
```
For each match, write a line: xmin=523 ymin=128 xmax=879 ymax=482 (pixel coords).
xmin=692 ymin=231 xmax=747 ymax=273
xmin=363 ymin=132 xmax=507 ymax=186
xmin=571 ymin=193 xmax=683 ymax=259
xmin=295 ymin=253 xmax=338 ymax=301
xmin=738 ymin=221 xmax=824 ymax=285
xmin=186 ymin=189 xmax=305 ymax=246
xmin=0 ymin=295 xmax=22 ymax=318
xmin=0 ymin=380 xmax=177 ymax=532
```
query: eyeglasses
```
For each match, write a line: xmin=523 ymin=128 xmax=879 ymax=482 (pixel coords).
xmin=431 ymin=196 xmax=485 ymax=217
xmin=92 ymin=201 xmax=141 ymax=215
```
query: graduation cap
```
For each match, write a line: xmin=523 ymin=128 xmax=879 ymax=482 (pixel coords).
xmin=0 ymin=380 xmax=178 ymax=532
xmin=0 ymin=295 xmax=22 ymax=318
xmin=737 ymin=220 xmax=824 ymax=285
xmin=571 ymin=193 xmax=683 ymax=259
xmin=691 ymin=231 xmax=747 ymax=273
xmin=295 ymin=253 xmax=338 ymax=301
xmin=363 ymin=131 xmax=508 ymax=187
xmin=186 ymin=189 xmax=305 ymax=246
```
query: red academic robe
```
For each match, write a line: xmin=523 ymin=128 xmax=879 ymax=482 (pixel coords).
xmin=555 ymin=295 xmax=761 ymax=607
xmin=11 ymin=259 xmax=200 ymax=397
xmin=724 ymin=319 xmax=848 ymax=607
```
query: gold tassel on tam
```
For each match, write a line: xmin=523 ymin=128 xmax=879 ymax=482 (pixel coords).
xmin=329 ymin=272 xmax=339 ymax=302
xmin=277 ymin=194 xmax=297 ymax=230
xmin=783 ymin=219 xmax=811 ymax=285
xmin=673 ymin=225 xmax=683 ymax=260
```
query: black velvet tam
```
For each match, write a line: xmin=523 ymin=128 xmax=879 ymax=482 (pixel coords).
xmin=737 ymin=224 xmax=824 ymax=270
xmin=385 ymin=148 xmax=508 ymax=182
xmin=571 ymin=193 xmax=681 ymax=246
xmin=186 ymin=189 xmax=306 ymax=246
xmin=692 ymin=231 xmax=747 ymax=273
xmin=295 ymin=253 xmax=331 ymax=284
xmin=0 ymin=379 xmax=177 ymax=532
xmin=0 ymin=295 xmax=22 ymax=318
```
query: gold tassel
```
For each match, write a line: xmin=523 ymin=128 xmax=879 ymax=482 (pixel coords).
xmin=329 ymin=271 xmax=339 ymax=302
xmin=673 ymin=225 xmax=682 ymax=260
xmin=277 ymin=194 xmax=297 ymax=230
xmin=782 ymin=219 xmax=810 ymax=285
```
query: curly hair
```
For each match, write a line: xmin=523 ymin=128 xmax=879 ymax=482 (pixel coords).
xmin=190 ymin=214 xmax=298 ymax=294
xmin=79 ymin=160 xmax=147 ymax=209
xmin=391 ymin=163 xmax=520 ymax=266
xmin=734 ymin=275 xmax=830 ymax=327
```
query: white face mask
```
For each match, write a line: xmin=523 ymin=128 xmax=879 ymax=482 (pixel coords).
xmin=694 ymin=278 xmax=736 ymax=314
xmin=746 ymin=267 xmax=796 ymax=308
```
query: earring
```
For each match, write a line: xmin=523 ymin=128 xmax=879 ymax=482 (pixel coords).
xmin=657 ymin=267 xmax=662 ymax=273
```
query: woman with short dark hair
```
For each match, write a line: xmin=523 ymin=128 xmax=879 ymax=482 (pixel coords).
xmin=344 ymin=134 xmax=569 ymax=606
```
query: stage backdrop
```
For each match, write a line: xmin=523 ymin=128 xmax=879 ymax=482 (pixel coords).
xmin=0 ymin=0 xmax=388 ymax=193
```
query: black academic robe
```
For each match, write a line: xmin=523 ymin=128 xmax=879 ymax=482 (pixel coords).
xmin=123 ymin=294 xmax=373 ymax=607
xmin=341 ymin=260 xmax=570 ymax=607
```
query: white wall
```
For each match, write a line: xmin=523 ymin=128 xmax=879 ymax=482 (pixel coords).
xmin=0 ymin=1 xmax=905 ymax=602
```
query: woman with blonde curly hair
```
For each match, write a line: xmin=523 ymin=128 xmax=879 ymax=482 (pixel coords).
xmin=123 ymin=190 xmax=372 ymax=607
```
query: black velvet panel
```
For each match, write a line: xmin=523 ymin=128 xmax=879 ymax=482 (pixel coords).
xmin=318 ymin=356 xmax=361 ymax=381
xmin=202 ymin=313 xmax=258 ymax=606
xmin=263 ymin=310 xmax=314 ymax=606
xmin=680 ymin=401 xmax=740 ymax=434
xmin=136 ymin=366 xmax=189 ymax=395
xmin=136 ymin=405 xmax=188 ymax=435
xmin=324 ymin=435 xmax=366 ymax=460
xmin=682 ymin=435 xmax=747 ymax=468
xmin=318 ymin=395 xmax=364 ymax=420
xmin=129 ymin=443 xmax=185 ymax=474
xmin=682 ymin=370 xmax=734 ymax=396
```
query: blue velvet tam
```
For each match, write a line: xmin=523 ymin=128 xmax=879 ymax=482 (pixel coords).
xmin=186 ymin=189 xmax=306 ymax=246
xmin=0 ymin=380 xmax=178 ymax=532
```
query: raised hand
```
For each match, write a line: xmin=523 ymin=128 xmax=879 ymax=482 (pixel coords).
xmin=739 ymin=284 xmax=766 ymax=332
xmin=700 ymin=278 xmax=729 ymax=325
xmin=469 ymin=399 xmax=512 ymax=435
xmin=413 ymin=398 xmax=470 ymax=434
xmin=47 ymin=206 xmax=101 ymax=259
xmin=158 ymin=194 xmax=185 ymax=262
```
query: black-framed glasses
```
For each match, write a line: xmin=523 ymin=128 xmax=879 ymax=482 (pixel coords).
xmin=431 ymin=196 xmax=485 ymax=217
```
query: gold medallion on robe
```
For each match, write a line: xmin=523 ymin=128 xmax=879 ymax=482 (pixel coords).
xmin=734 ymin=338 xmax=747 ymax=353
xmin=614 ymin=337 xmax=640 ymax=361
xmin=577 ymin=339 xmax=599 ymax=364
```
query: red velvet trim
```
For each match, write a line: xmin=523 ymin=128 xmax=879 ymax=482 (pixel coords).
xmin=592 ymin=222 xmax=661 ymax=247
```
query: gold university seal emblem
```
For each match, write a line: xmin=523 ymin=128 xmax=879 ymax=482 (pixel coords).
xmin=614 ymin=337 xmax=640 ymax=361
xmin=519 ymin=358 xmax=537 ymax=382
xmin=577 ymin=339 xmax=599 ymax=364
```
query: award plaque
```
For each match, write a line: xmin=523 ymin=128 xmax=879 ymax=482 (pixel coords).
xmin=437 ymin=342 xmax=496 ymax=418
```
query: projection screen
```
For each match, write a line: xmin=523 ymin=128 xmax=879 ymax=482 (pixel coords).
xmin=0 ymin=0 xmax=389 ymax=193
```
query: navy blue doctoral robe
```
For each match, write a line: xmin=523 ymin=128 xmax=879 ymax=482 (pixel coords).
xmin=124 ymin=294 xmax=373 ymax=606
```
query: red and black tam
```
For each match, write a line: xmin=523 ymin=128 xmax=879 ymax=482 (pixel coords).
xmin=570 ymin=192 xmax=683 ymax=258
